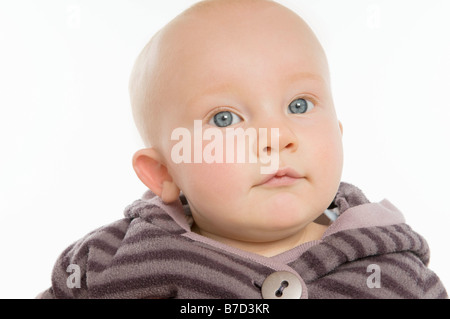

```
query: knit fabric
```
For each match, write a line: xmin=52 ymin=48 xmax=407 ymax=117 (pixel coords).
xmin=38 ymin=182 xmax=447 ymax=299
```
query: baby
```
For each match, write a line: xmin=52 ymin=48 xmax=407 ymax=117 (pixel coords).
xmin=38 ymin=0 xmax=447 ymax=299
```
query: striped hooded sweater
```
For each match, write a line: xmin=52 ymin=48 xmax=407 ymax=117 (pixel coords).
xmin=38 ymin=182 xmax=447 ymax=299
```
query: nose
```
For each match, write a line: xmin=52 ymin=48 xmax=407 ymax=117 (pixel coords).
xmin=256 ymin=118 xmax=298 ymax=157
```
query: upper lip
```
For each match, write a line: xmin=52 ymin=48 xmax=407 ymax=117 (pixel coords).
xmin=256 ymin=167 xmax=303 ymax=186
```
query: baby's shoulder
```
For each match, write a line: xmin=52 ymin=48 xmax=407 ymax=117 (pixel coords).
xmin=57 ymin=218 xmax=132 ymax=266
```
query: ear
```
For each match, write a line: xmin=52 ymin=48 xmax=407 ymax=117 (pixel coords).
xmin=132 ymin=148 xmax=180 ymax=203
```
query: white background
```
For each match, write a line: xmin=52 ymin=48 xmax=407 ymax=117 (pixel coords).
xmin=0 ymin=0 xmax=449 ymax=298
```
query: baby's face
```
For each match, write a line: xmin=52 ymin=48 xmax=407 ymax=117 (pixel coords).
xmin=155 ymin=2 xmax=343 ymax=244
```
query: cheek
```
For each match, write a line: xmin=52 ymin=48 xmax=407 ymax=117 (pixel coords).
xmin=308 ymin=121 xmax=344 ymax=182
xmin=174 ymin=162 xmax=255 ymax=231
xmin=318 ymin=132 xmax=343 ymax=188
xmin=165 ymin=125 xmax=256 ymax=198
xmin=173 ymin=162 xmax=247 ymax=202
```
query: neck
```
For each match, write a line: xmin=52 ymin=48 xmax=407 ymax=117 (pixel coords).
xmin=191 ymin=222 xmax=328 ymax=257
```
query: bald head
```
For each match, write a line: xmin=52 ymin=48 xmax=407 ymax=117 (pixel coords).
xmin=129 ymin=0 xmax=329 ymax=148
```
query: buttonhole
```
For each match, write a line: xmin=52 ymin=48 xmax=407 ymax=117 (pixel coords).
xmin=275 ymin=280 xmax=289 ymax=297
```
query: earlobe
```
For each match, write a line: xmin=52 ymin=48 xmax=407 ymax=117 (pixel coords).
xmin=161 ymin=181 xmax=181 ymax=203
xmin=132 ymin=148 xmax=180 ymax=203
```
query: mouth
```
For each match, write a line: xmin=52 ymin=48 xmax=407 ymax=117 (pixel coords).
xmin=256 ymin=167 xmax=304 ymax=187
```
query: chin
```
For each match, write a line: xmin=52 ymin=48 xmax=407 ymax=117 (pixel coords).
xmin=255 ymin=194 xmax=313 ymax=230
xmin=262 ymin=190 xmax=305 ymax=210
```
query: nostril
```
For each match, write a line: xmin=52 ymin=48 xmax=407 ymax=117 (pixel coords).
xmin=263 ymin=146 xmax=272 ymax=155
xmin=285 ymin=142 xmax=294 ymax=149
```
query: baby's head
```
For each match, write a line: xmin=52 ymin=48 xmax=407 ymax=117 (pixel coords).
xmin=129 ymin=0 xmax=343 ymax=254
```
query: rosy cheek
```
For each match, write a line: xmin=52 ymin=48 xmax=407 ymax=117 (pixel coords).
xmin=176 ymin=161 xmax=244 ymax=196
xmin=167 ymin=123 xmax=259 ymax=187
xmin=310 ymin=124 xmax=343 ymax=180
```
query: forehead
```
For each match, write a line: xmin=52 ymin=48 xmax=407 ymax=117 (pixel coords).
xmin=163 ymin=3 xmax=325 ymax=68
xmin=156 ymin=1 xmax=329 ymax=110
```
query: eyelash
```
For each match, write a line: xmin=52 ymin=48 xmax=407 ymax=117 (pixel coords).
xmin=205 ymin=95 xmax=318 ymax=126
xmin=206 ymin=106 xmax=243 ymax=125
xmin=287 ymin=96 xmax=316 ymax=114
xmin=290 ymin=95 xmax=319 ymax=108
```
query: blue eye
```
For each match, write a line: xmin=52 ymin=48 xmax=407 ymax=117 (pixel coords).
xmin=288 ymin=98 xmax=314 ymax=114
xmin=210 ymin=111 xmax=242 ymax=127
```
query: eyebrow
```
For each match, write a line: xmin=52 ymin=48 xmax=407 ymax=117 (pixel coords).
xmin=186 ymin=82 xmax=238 ymax=107
xmin=284 ymin=72 xmax=326 ymax=84
xmin=187 ymin=72 xmax=325 ymax=107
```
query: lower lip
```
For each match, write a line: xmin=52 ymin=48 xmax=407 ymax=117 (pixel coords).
xmin=262 ymin=176 xmax=302 ymax=187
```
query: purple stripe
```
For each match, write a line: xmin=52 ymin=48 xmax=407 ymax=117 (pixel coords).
xmin=51 ymin=283 xmax=72 ymax=299
xmin=372 ymin=253 xmax=420 ymax=278
xmin=378 ymin=271 xmax=418 ymax=299
xmin=110 ymin=248 xmax=261 ymax=286
xmin=91 ymin=273 xmax=242 ymax=299
xmin=379 ymin=226 xmax=402 ymax=251
xmin=85 ymin=238 xmax=119 ymax=256
xmin=312 ymin=277 xmax=376 ymax=299
xmin=300 ymin=249 xmax=327 ymax=279
xmin=423 ymin=273 xmax=439 ymax=293
xmin=359 ymin=227 xmax=387 ymax=253
xmin=121 ymin=227 xmax=180 ymax=245
xmin=393 ymin=224 xmax=416 ymax=249
xmin=321 ymin=242 xmax=348 ymax=265
xmin=332 ymin=231 xmax=366 ymax=258
xmin=328 ymin=262 xmax=416 ymax=298
xmin=100 ymin=223 xmax=128 ymax=240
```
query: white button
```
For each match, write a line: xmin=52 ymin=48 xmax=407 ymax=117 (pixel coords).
xmin=261 ymin=271 xmax=303 ymax=299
